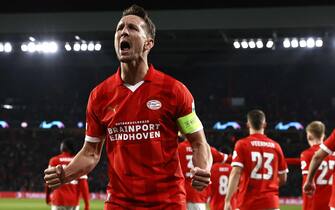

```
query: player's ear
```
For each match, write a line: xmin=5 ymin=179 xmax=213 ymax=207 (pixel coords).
xmin=144 ymin=38 xmax=154 ymax=51
xmin=246 ymin=122 xmax=250 ymax=129
xmin=263 ymin=122 xmax=267 ymax=129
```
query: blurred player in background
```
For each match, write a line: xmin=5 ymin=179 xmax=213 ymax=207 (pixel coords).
xmin=304 ymin=128 xmax=335 ymax=210
xmin=44 ymin=4 xmax=212 ymax=210
xmin=46 ymin=138 xmax=90 ymax=210
xmin=209 ymin=155 xmax=235 ymax=210
xmin=300 ymin=121 xmax=334 ymax=210
xmin=178 ymin=132 xmax=230 ymax=210
xmin=224 ymin=109 xmax=288 ymax=210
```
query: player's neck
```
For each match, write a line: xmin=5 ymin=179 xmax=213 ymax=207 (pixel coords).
xmin=249 ymin=129 xmax=264 ymax=135
xmin=120 ymin=60 xmax=149 ymax=85
xmin=309 ymin=140 xmax=322 ymax=146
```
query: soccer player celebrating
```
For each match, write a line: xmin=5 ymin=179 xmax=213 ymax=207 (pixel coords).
xmin=44 ymin=4 xmax=212 ymax=210
xmin=300 ymin=121 xmax=334 ymax=210
xmin=304 ymin=128 xmax=335 ymax=210
xmin=45 ymin=138 xmax=90 ymax=210
xmin=224 ymin=109 xmax=288 ymax=210
xmin=178 ymin=133 xmax=229 ymax=210
xmin=209 ymin=160 xmax=235 ymax=210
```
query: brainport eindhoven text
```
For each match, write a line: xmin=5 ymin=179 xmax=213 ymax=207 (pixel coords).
xmin=107 ymin=121 xmax=161 ymax=141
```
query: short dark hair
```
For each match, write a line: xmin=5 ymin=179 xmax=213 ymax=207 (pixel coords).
xmin=61 ymin=138 xmax=76 ymax=155
xmin=247 ymin=109 xmax=266 ymax=130
xmin=122 ymin=4 xmax=156 ymax=40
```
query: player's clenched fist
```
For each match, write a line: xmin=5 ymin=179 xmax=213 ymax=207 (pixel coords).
xmin=44 ymin=165 xmax=65 ymax=189
xmin=303 ymin=181 xmax=316 ymax=196
xmin=190 ymin=167 xmax=211 ymax=191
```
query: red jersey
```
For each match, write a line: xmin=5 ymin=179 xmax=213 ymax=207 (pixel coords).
xmin=85 ymin=65 xmax=197 ymax=209
xmin=209 ymin=162 xmax=236 ymax=210
xmin=178 ymin=140 xmax=227 ymax=203
xmin=231 ymin=133 xmax=288 ymax=210
xmin=48 ymin=152 xmax=90 ymax=207
xmin=320 ymin=129 xmax=335 ymax=208
xmin=301 ymin=144 xmax=333 ymax=210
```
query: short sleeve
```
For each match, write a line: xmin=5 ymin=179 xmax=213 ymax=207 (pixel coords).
xmin=175 ymin=82 xmax=203 ymax=134
xmin=231 ymin=141 xmax=245 ymax=168
xmin=320 ymin=129 xmax=335 ymax=155
xmin=175 ymin=82 xmax=194 ymax=118
xmin=85 ymin=90 xmax=105 ymax=142
xmin=211 ymin=147 xmax=226 ymax=163
xmin=300 ymin=151 xmax=310 ymax=175
xmin=277 ymin=144 xmax=289 ymax=174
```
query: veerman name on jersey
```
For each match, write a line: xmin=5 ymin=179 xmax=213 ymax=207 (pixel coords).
xmin=250 ymin=140 xmax=275 ymax=148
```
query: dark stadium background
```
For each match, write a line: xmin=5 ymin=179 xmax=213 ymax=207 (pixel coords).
xmin=1 ymin=0 xmax=335 ymax=208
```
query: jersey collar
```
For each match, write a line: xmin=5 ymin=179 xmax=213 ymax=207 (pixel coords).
xmin=249 ymin=133 xmax=267 ymax=139
xmin=115 ymin=64 xmax=155 ymax=86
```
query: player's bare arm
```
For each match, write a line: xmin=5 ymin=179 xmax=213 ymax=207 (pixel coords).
xmin=187 ymin=130 xmax=213 ymax=191
xmin=44 ymin=140 xmax=104 ymax=189
xmin=224 ymin=166 xmax=242 ymax=210
xmin=278 ymin=172 xmax=287 ymax=187
xmin=303 ymin=148 xmax=328 ymax=195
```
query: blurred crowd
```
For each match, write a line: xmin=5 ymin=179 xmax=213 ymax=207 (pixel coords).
xmin=0 ymin=128 xmax=306 ymax=196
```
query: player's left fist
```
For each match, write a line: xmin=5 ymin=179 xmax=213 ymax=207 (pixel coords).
xmin=190 ymin=167 xmax=211 ymax=191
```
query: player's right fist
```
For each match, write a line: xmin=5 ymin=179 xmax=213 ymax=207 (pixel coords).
xmin=44 ymin=165 xmax=65 ymax=189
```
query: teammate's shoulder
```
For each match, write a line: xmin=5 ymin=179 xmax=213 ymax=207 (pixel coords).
xmin=49 ymin=155 xmax=60 ymax=165
xmin=234 ymin=138 xmax=249 ymax=149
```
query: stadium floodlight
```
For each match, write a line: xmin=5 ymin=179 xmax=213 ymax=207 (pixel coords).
xmin=306 ymin=38 xmax=315 ymax=48
xmin=21 ymin=43 xmax=28 ymax=52
xmin=73 ymin=42 xmax=80 ymax=51
xmin=94 ymin=43 xmax=102 ymax=51
xmin=27 ymin=42 xmax=36 ymax=53
xmin=65 ymin=42 xmax=72 ymax=51
xmin=48 ymin=41 xmax=58 ymax=53
xmin=315 ymin=38 xmax=323 ymax=47
xmin=256 ymin=39 xmax=263 ymax=48
xmin=291 ymin=38 xmax=299 ymax=48
xmin=21 ymin=121 xmax=28 ymax=128
xmin=2 ymin=104 xmax=13 ymax=109
xmin=0 ymin=43 xmax=3 ymax=52
xmin=81 ymin=43 xmax=88 ymax=51
xmin=77 ymin=121 xmax=84 ymax=128
xmin=241 ymin=40 xmax=248 ymax=49
xmin=35 ymin=43 xmax=43 ymax=52
xmin=299 ymin=39 xmax=307 ymax=48
xmin=41 ymin=41 xmax=58 ymax=53
xmin=29 ymin=37 xmax=35 ymax=42
xmin=75 ymin=35 xmax=81 ymax=40
xmin=233 ymin=40 xmax=240 ymax=49
xmin=283 ymin=38 xmax=291 ymax=48
xmin=266 ymin=39 xmax=274 ymax=48
xmin=87 ymin=42 xmax=95 ymax=51
xmin=248 ymin=40 xmax=256 ymax=49
xmin=4 ymin=42 xmax=12 ymax=53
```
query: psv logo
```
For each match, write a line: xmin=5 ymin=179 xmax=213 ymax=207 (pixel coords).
xmin=146 ymin=100 xmax=162 ymax=110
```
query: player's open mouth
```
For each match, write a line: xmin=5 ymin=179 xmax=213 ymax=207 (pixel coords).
xmin=120 ymin=41 xmax=131 ymax=52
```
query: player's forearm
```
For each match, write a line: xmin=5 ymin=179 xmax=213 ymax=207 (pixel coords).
xmin=306 ymin=149 xmax=328 ymax=183
xmin=63 ymin=141 xmax=103 ymax=183
xmin=279 ymin=173 xmax=287 ymax=186
xmin=306 ymin=153 xmax=323 ymax=183
xmin=225 ymin=167 xmax=241 ymax=202
xmin=189 ymin=133 xmax=213 ymax=170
